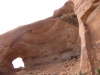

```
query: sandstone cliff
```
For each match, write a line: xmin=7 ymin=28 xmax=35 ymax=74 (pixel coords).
xmin=0 ymin=0 xmax=100 ymax=75
xmin=71 ymin=0 xmax=100 ymax=74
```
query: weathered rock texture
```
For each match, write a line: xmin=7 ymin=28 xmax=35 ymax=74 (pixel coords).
xmin=70 ymin=0 xmax=100 ymax=74
xmin=0 ymin=1 xmax=80 ymax=74
xmin=0 ymin=0 xmax=100 ymax=75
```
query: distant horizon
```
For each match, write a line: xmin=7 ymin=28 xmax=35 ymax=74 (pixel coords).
xmin=0 ymin=0 xmax=68 ymax=68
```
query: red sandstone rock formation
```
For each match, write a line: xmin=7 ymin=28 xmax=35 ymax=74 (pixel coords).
xmin=71 ymin=0 xmax=100 ymax=74
xmin=0 ymin=0 xmax=100 ymax=75
xmin=0 ymin=1 xmax=80 ymax=74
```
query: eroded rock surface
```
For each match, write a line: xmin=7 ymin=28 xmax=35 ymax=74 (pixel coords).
xmin=1 ymin=0 xmax=100 ymax=74
xmin=71 ymin=0 xmax=100 ymax=74
xmin=0 ymin=1 xmax=80 ymax=74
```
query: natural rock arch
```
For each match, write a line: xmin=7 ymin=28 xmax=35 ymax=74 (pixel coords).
xmin=4 ymin=0 xmax=100 ymax=75
xmin=0 ymin=1 xmax=81 ymax=74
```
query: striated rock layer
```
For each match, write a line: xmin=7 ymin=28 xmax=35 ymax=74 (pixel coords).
xmin=1 ymin=0 xmax=100 ymax=74
xmin=70 ymin=0 xmax=100 ymax=74
xmin=0 ymin=1 xmax=80 ymax=74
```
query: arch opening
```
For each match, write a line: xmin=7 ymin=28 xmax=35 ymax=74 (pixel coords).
xmin=12 ymin=57 xmax=24 ymax=68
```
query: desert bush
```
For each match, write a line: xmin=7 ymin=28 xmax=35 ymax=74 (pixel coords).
xmin=97 ymin=68 xmax=100 ymax=75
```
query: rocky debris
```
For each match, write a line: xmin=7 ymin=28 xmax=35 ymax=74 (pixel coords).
xmin=0 ymin=1 xmax=80 ymax=74
xmin=0 ymin=0 xmax=100 ymax=74
xmin=4 ymin=57 xmax=80 ymax=75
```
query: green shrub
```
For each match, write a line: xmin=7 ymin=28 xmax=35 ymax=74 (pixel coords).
xmin=79 ymin=70 xmax=82 ymax=75
xmin=97 ymin=68 xmax=100 ymax=75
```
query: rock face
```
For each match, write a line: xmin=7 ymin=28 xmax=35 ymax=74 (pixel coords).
xmin=0 ymin=1 xmax=80 ymax=74
xmin=1 ymin=0 xmax=100 ymax=74
xmin=70 ymin=0 xmax=100 ymax=74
